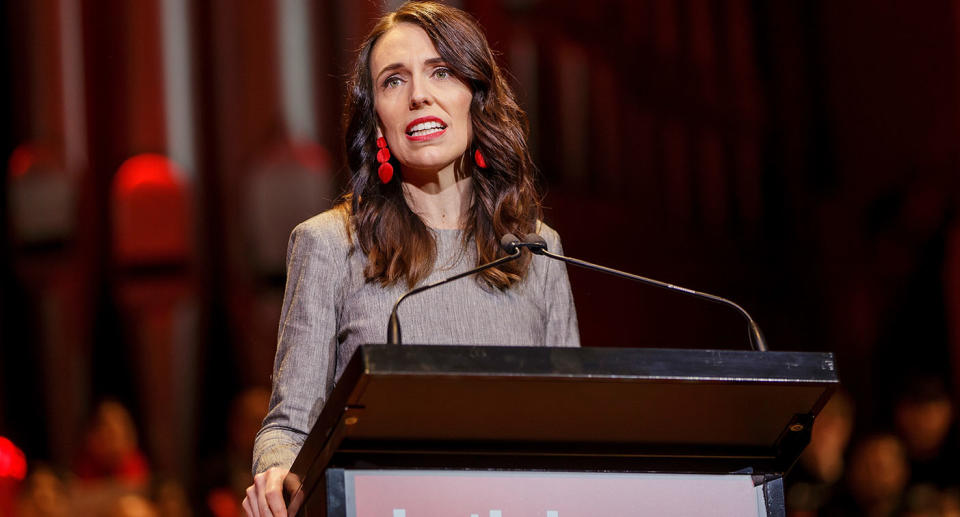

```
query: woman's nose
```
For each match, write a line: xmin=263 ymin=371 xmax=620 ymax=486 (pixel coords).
xmin=408 ymin=78 xmax=432 ymax=109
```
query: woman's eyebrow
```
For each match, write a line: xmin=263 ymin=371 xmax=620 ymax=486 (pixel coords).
xmin=376 ymin=62 xmax=405 ymax=81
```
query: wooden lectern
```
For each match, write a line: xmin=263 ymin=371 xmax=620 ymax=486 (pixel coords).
xmin=284 ymin=345 xmax=838 ymax=516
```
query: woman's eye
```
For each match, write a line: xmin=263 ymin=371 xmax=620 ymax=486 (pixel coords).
xmin=434 ymin=68 xmax=450 ymax=80
xmin=383 ymin=76 xmax=402 ymax=89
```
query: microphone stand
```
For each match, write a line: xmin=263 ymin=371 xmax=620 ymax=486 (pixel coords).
xmin=387 ymin=245 xmax=523 ymax=345
xmin=524 ymin=236 xmax=769 ymax=352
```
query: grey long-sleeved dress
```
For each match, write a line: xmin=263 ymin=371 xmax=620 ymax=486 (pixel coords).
xmin=253 ymin=209 xmax=580 ymax=474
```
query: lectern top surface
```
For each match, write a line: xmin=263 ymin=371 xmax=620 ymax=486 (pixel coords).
xmin=358 ymin=345 xmax=837 ymax=384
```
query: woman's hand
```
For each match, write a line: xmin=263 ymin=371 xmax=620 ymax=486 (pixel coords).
xmin=242 ymin=466 xmax=289 ymax=517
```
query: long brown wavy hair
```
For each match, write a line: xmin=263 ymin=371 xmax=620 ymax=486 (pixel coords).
xmin=340 ymin=0 xmax=540 ymax=290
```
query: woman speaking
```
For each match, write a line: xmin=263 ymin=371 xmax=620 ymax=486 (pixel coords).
xmin=243 ymin=1 xmax=579 ymax=515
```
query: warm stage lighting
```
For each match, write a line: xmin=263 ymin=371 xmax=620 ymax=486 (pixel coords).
xmin=7 ymin=144 xmax=40 ymax=179
xmin=0 ymin=437 xmax=27 ymax=481
xmin=111 ymin=153 xmax=191 ymax=265
xmin=113 ymin=153 xmax=183 ymax=196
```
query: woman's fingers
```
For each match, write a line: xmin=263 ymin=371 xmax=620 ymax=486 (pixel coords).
xmin=243 ymin=468 xmax=291 ymax=517
xmin=254 ymin=473 xmax=273 ymax=517
xmin=265 ymin=471 xmax=288 ymax=517
xmin=245 ymin=467 xmax=289 ymax=517
xmin=244 ymin=485 xmax=260 ymax=517
xmin=267 ymin=490 xmax=287 ymax=517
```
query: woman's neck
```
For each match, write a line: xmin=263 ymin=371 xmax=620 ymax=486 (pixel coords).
xmin=402 ymin=164 xmax=472 ymax=230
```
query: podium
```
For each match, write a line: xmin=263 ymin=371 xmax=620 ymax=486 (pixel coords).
xmin=284 ymin=345 xmax=838 ymax=516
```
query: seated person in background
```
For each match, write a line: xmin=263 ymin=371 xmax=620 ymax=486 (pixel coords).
xmin=74 ymin=400 xmax=149 ymax=488
xmin=16 ymin=466 xmax=71 ymax=517
xmin=821 ymin=432 xmax=910 ymax=517
xmin=786 ymin=389 xmax=854 ymax=516
xmin=892 ymin=374 xmax=957 ymax=487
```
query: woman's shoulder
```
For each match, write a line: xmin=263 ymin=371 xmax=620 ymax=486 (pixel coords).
xmin=290 ymin=205 xmax=353 ymax=255
xmin=534 ymin=220 xmax=564 ymax=249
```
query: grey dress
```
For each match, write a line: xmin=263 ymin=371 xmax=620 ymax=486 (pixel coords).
xmin=253 ymin=209 xmax=580 ymax=473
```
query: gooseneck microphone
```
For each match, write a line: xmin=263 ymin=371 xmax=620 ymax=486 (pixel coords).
xmin=386 ymin=234 xmax=525 ymax=345
xmin=522 ymin=233 xmax=769 ymax=352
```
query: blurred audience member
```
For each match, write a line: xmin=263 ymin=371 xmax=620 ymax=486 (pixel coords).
xmin=153 ymin=477 xmax=192 ymax=517
xmin=197 ymin=387 xmax=269 ymax=516
xmin=806 ymin=390 xmax=856 ymax=483
xmin=787 ymin=390 xmax=855 ymax=516
xmin=901 ymin=483 xmax=955 ymax=517
xmin=204 ymin=488 xmax=239 ymax=517
xmin=941 ymin=487 xmax=960 ymax=517
xmin=822 ymin=433 xmax=910 ymax=517
xmin=74 ymin=400 xmax=150 ymax=488
xmin=106 ymin=493 xmax=159 ymax=517
xmin=893 ymin=375 xmax=957 ymax=487
xmin=16 ymin=465 xmax=71 ymax=517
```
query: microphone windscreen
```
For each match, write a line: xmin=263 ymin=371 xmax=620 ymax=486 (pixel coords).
xmin=500 ymin=233 xmax=521 ymax=254
xmin=523 ymin=233 xmax=548 ymax=252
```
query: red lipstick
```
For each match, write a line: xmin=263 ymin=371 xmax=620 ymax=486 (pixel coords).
xmin=405 ymin=116 xmax=447 ymax=141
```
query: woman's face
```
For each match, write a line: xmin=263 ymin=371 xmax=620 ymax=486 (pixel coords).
xmin=370 ymin=22 xmax=473 ymax=179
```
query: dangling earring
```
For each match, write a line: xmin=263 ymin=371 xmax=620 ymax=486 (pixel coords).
xmin=474 ymin=148 xmax=487 ymax=169
xmin=376 ymin=137 xmax=393 ymax=183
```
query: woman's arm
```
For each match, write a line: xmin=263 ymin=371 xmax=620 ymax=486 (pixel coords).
xmin=253 ymin=213 xmax=347 ymax=474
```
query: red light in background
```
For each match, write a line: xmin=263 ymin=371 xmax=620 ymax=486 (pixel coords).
xmin=8 ymin=145 xmax=37 ymax=178
xmin=111 ymin=153 xmax=191 ymax=265
xmin=290 ymin=139 xmax=330 ymax=172
xmin=0 ymin=437 xmax=27 ymax=481
xmin=207 ymin=488 xmax=240 ymax=517
xmin=7 ymin=144 xmax=57 ymax=179
xmin=113 ymin=153 xmax=184 ymax=195
xmin=259 ymin=139 xmax=331 ymax=173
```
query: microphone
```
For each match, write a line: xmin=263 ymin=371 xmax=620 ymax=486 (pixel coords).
xmin=522 ymin=233 xmax=769 ymax=352
xmin=386 ymin=234 xmax=525 ymax=345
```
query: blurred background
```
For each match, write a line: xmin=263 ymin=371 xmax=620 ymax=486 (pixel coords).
xmin=1 ymin=0 xmax=958 ymax=515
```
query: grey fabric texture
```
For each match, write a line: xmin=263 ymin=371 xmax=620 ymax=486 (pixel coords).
xmin=252 ymin=209 xmax=580 ymax=474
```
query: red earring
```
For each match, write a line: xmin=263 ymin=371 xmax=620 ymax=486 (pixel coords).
xmin=376 ymin=137 xmax=393 ymax=183
xmin=474 ymin=148 xmax=487 ymax=169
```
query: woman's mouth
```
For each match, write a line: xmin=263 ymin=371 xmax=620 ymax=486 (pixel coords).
xmin=405 ymin=117 xmax=447 ymax=141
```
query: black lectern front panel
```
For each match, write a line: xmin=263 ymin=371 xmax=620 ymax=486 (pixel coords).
xmin=347 ymin=377 xmax=822 ymax=447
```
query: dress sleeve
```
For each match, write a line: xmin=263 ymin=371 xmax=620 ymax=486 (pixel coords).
xmin=540 ymin=226 xmax=581 ymax=347
xmin=252 ymin=217 xmax=344 ymax=474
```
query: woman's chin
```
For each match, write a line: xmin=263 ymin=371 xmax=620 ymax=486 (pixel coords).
xmin=397 ymin=159 xmax=462 ymax=179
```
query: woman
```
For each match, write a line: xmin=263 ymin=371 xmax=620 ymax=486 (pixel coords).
xmin=243 ymin=1 xmax=579 ymax=515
